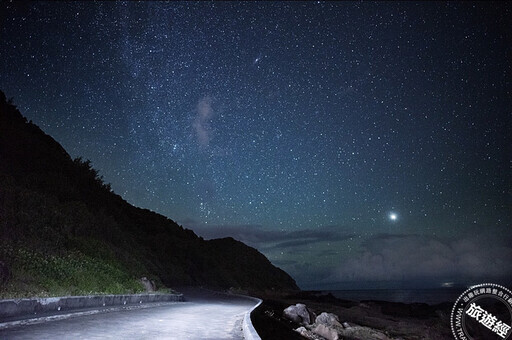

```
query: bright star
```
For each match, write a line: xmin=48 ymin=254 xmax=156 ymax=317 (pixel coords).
xmin=389 ymin=212 xmax=398 ymax=221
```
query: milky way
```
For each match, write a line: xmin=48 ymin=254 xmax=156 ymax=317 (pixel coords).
xmin=0 ymin=1 xmax=510 ymax=288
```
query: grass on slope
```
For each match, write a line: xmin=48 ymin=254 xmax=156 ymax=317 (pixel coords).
xmin=0 ymin=173 xmax=149 ymax=298
xmin=0 ymin=242 xmax=143 ymax=298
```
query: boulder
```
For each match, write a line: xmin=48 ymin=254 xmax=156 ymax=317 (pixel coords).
xmin=140 ymin=277 xmax=156 ymax=292
xmin=310 ymin=311 xmax=394 ymax=340
xmin=313 ymin=323 xmax=339 ymax=340
xmin=315 ymin=312 xmax=342 ymax=328
xmin=283 ymin=303 xmax=316 ymax=325
xmin=295 ymin=326 xmax=324 ymax=340
xmin=310 ymin=313 xmax=344 ymax=340
xmin=284 ymin=302 xmax=398 ymax=340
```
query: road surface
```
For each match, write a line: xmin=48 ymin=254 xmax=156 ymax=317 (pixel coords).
xmin=0 ymin=288 xmax=258 ymax=339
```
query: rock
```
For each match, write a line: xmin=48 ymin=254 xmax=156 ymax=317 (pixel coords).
xmin=313 ymin=323 xmax=339 ymax=340
xmin=228 ymin=287 xmax=248 ymax=295
xmin=283 ymin=303 xmax=316 ymax=325
xmin=311 ymin=313 xmax=344 ymax=340
xmin=338 ymin=325 xmax=392 ymax=340
xmin=295 ymin=326 xmax=324 ymax=340
xmin=295 ymin=327 xmax=309 ymax=337
xmin=315 ymin=312 xmax=342 ymax=328
xmin=287 ymin=303 xmax=396 ymax=340
xmin=140 ymin=277 xmax=156 ymax=292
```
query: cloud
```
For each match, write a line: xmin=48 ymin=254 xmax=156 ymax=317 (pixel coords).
xmin=185 ymin=220 xmax=512 ymax=287
xmin=327 ymin=233 xmax=512 ymax=283
xmin=192 ymin=96 xmax=214 ymax=147
xmin=183 ymin=222 xmax=353 ymax=250
xmin=262 ymin=232 xmax=355 ymax=251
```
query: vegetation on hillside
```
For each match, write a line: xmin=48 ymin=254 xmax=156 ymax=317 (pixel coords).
xmin=0 ymin=90 xmax=298 ymax=297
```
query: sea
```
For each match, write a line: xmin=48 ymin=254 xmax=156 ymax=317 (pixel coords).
xmin=323 ymin=288 xmax=467 ymax=305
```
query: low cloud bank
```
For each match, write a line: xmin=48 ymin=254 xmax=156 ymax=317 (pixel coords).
xmin=187 ymin=222 xmax=352 ymax=249
xmin=185 ymin=220 xmax=512 ymax=287
xmin=327 ymin=233 xmax=512 ymax=283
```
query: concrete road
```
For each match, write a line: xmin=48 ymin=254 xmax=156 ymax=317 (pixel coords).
xmin=0 ymin=289 xmax=258 ymax=339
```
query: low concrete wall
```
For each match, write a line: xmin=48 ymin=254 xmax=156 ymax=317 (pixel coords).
xmin=0 ymin=293 xmax=183 ymax=321
xmin=242 ymin=297 xmax=262 ymax=340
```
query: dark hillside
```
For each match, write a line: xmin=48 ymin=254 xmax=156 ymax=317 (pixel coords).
xmin=0 ymin=90 xmax=298 ymax=297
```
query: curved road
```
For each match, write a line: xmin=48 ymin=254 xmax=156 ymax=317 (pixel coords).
xmin=0 ymin=289 xmax=258 ymax=340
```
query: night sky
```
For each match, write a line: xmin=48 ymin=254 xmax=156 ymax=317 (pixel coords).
xmin=1 ymin=1 xmax=510 ymax=289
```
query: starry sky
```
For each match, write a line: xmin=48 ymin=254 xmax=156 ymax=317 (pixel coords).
xmin=1 ymin=1 xmax=510 ymax=289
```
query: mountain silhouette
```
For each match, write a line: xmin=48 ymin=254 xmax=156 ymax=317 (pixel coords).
xmin=0 ymin=90 xmax=298 ymax=296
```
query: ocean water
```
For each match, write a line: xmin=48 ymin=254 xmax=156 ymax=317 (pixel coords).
xmin=325 ymin=288 xmax=466 ymax=305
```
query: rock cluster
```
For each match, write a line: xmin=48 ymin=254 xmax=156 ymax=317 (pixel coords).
xmin=283 ymin=304 xmax=395 ymax=340
xmin=140 ymin=277 xmax=156 ymax=292
xmin=283 ymin=303 xmax=317 ymax=325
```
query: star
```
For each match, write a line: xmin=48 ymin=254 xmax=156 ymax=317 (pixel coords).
xmin=0 ymin=0 xmax=509 ymax=290
xmin=389 ymin=212 xmax=398 ymax=221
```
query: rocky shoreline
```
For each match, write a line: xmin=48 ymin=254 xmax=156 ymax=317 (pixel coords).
xmin=251 ymin=291 xmax=454 ymax=340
